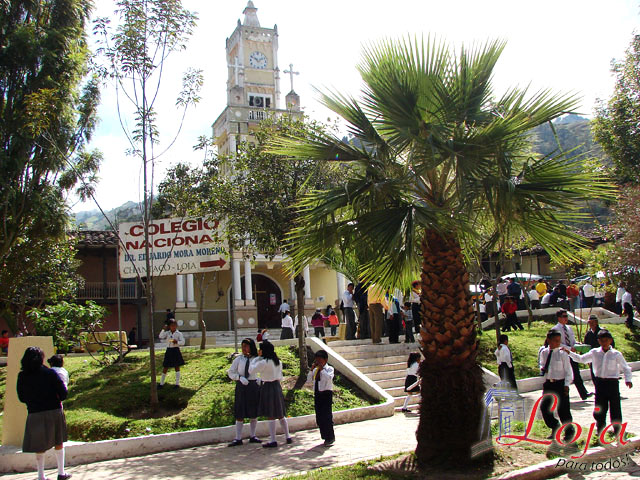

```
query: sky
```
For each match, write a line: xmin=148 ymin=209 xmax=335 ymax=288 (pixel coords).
xmin=73 ymin=0 xmax=640 ymax=213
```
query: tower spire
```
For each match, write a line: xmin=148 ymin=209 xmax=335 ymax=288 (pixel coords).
xmin=243 ymin=1 xmax=260 ymax=27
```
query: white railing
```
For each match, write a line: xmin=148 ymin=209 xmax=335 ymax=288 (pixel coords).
xmin=77 ymin=282 xmax=138 ymax=300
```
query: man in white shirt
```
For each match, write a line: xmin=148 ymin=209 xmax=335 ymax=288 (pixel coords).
xmin=538 ymin=329 xmax=574 ymax=442
xmin=616 ymin=283 xmax=626 ymax=314
xmin=278 ymin=300 xmax=291 ymax=318
xmin=565 ymin=329 xmax=633 ymax=437
xmin=551 ymin=309 xmax=592 ymax=400
xmin=622 ymin=290 xmax=633 ymax=311
xmin=496 ymin=278 xmax=508 ymax=305
xmin=342 ymin=283 xmax=356 ymax=340
xmin=306 ymin=350 xmax=335 ymax=446
xmin=582 ymin=280 xmax=595 ymax=308
xmin=528 ymin=286 xmax=540 ymax=310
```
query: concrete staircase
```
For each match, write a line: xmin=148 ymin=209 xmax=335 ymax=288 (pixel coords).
xmin=328 ymin=336 xmax=422 ymax=411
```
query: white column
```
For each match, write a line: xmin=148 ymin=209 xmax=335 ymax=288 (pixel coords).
xmin=186 ymin=274 xmax=196 ymax=308
xmin=336 ymin=272 xmax=345 ymax=306
xmin=176 ymin=275 xmax=185 ymax=307
xmin=244 ymin=258 xmax=253 ymax=302
xmin=303 ymin=265 xmax=312 ymax=300
xmin=232 ymin=259 xmax=242 ymax=302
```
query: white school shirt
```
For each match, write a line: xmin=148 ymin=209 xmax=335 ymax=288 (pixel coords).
xmin=293 ymin=315 xmax=309 ymax=333
xmin=227 ymin=355 xmax=260 ymax=381
xmin=541 ymin=293 xmax=552 ymax=305
xmin=538 ymin=347 xmax=573 ymax=386
xmin=249 ymin=358 xmax=283 ymax=382
xmin=409 ymin=290 xmax=420 ymax=303
xmin=622 ymin=291 xmax=633 ymax=308
xmin=616 ymin=287 xmax=626 ymax=303
xmin=281 ymin=314 xmax=294 ymax=330
xmin=306 ymin=364 xmax=334 ymax=392
xmin=406 ymin=361 xmax=419 ymax=377
xmin=528 ymin=289 xmax=540 ymax=301
xmin=342 ymin=290 xmax=354 ymax=308
xmin=582 ymin=283 xmax=595 ymax=298
xmin=278 ymin=302 xmax=290 ymax=314
xmin=495 ymin=345 xmax=513 ymax=368
xmin=52 ymin=366 xmax=69 ymax=387
xmin=477 ymin=301 xmax=486 ymax=314
xmin=158 ymin=329 xmax=185 ymax=348
xmin=568 ymin=347 xmax=633 ymax=383
xmin=496 ymin=282 xmax=508 ymax=296
xmin=551 ymin=322 xmax=576 ymax=348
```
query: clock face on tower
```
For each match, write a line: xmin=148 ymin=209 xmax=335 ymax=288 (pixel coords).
xmin=249 ymin=51 xmax=268 ymax=69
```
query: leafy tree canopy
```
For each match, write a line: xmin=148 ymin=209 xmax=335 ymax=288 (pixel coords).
xmin=593 ymin=34 xmax=640 ymax=184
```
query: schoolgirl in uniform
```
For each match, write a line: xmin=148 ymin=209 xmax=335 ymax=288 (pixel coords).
xmin=227 ymin=338 xmax=261 ymax=446
xmin=401 ymin=352 xmax=421 ymax=412
xmin=158 ymin=319 xmax=185 ymax=388
xmin=249 ymin=340 xmax=293 ymax=447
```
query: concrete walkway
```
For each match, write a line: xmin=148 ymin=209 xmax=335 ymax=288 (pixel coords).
xmin=5 ymin=372 xmax=640 ymax=480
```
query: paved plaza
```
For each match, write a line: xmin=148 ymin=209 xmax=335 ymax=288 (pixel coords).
xmin=4 ymin=372 xmax=640 ymax=479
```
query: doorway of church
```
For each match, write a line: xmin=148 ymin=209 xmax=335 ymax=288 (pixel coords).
xmin=241 ymin=274 xmax=282 ymax=329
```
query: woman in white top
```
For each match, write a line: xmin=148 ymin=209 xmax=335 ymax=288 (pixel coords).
xmin=249 ymin=340 xmax=293 ymax=448
xmin=227 ymin=338 xmax=261 ymax=447
xmin=280 ymin=311 xmax=295 ymax=339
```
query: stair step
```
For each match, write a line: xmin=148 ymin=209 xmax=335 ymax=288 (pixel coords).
xmin=375 ymin=377 xmax=406 ymax=389
xmin=357 ymin=362 xmax=407 ymax=374
xmin=393 ymin=395 xmax=421 ymax=408
xmin=366 ymin=370 xmax=407 ymax=381
xmin=387 ymin=385 xmax=414 ymax=397
xmin=332 ymin=343 xmax=419 ymax=358
xmin=327 ymin=336 xmax=420 ymax=348
xmin=349 ymin=355 xmax=408 ymax=367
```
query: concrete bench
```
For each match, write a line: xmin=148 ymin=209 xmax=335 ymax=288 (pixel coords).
xmin=325 ymin=323 xmax=347 ymax=342
xmin=82 ymin=331 xmax=128 ymax=352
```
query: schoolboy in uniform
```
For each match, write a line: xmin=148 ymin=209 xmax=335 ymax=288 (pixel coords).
xmin=306 ymin=350 xmax=335 ymax=446
xmin=565 ymin=329 xmax=633 ymax=438
xmin=495 ymin=334 xmax=517 ymax=391
xmin=538 ymin=329 xmax=575 ymax=442
xmin=552 ymin=309 xmax=592 ymax=400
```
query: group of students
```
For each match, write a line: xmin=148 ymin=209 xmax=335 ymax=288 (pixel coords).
xmin=227 ymin=338 xmax=336 ymax=447
xmin=495 ymin=309 xmax=633 ymax=444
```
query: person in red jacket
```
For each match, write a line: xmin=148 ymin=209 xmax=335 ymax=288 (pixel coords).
xmin=501 ymin=296 xmax=523 ymax=331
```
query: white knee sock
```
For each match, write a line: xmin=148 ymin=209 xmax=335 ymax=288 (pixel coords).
xmin=160 ymin=373 xmax=166 ymax=385
xmin=268 ymin=420 xmax=277 ymax=443
xmin=55 ymin=448 xmax=65 ymax=475
xmin=235 ymin=421 xmax=243 ymax=441
xmin=35 ymin=453 xmax=45 ymax=480
xmin=402 ymin=395 xmax=411 ymax=409
xmin=279 ymin=417 xmax=290 ymax=439
xmin=175 ymin=371 xmax=180 ymax=386
xmin=250 ymin=418 xmax=257 ymax=437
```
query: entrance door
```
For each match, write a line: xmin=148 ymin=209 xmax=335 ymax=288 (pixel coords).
xmin=240 ymin=274 xmax=282 ymax=329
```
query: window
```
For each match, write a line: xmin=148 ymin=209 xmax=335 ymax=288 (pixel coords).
xmin=249 ymin=94 xmax=271 ymax=108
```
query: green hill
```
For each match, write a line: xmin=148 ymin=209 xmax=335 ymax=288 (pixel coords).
xmin=74 ymin=201 xmax=143 ymax=230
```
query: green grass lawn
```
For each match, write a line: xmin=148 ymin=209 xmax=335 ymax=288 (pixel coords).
xmin=478 ymin=321 xmax=640 ymax=379
xmin=0 ymin=346 xmax=377 ymax=442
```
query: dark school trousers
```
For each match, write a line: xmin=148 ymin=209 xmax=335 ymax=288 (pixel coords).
xmin=593 ymin=378 xmax=622 ymax=435
xmin=498 ymin=362 xmax=518 ymax=392
xmin=404 ymin=320 xmax=415 ymax=343
xmin=358 ymin=305 xmax=370 ymax=339
xmin=570 ymin=359 xmax=589 ymax=399
xmin=411 ymin=303 xmax=421 ymax=334
xmin=315 ymin=390 xmax=334 ymax=441
xmin=369 ymin=303 xmax=383 ymax=343
xmin=344 ymin=307 xmax=356 ymax=340
xmin=541 ymin=380 xmax=575 ymax=440
xmin=388 ymin=313 xmax=400 ymax=343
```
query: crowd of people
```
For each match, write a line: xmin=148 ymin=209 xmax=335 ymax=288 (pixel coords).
xmin=495 ymin=309 xmax=634 ymax=446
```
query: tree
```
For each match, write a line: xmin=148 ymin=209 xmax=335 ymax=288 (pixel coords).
xmin=94 ymin=0 xmax=202 ymax=407
xmin=0 ymin=0 xmax=101 ymax=284
xmin=593 ymin=34 xmax=640 ymax=184
xmin=159 ymin=116 xmax=339 ymax=372
xmin=28 ymin=300 xmax=106 ymax=353
xmin=0 ymin=235 xmax=81 ymax=333
xmin=270 ymin=37 xmax=613 ymax=466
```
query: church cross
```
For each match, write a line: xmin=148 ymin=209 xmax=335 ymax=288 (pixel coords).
xmin=283 ymin=63 xmax=299 ymax=92
xmin=228 ymin=56 xmax=241 ymax=85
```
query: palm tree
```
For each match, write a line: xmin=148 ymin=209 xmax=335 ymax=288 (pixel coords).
xmin=270 ymin=37 xmax=613 ymax=466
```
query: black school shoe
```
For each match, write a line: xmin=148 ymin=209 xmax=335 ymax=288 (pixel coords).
xmin=323 ymin=438 xmax=335 ymax=446
xmin=262 ymin=441 xmax=278 ymax=448
xmin=228 ymin=439 xmax=243 ymax=447
xmin=58 ymin=475 xmax=72 ymax=480
xmin=286 ymin=437 xmax=293 ymax=444
xmin=249 ymin=436 xmax=261 ymax=443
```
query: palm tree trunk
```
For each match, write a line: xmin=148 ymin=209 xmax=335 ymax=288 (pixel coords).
xmin=417 ymin=230 xmax=486 ymax=465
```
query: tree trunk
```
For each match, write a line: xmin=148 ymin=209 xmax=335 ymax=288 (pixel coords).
xmin=417 ymin=230 xmax=486 ymax=466
xmin=198 ymin=273 xmax=207 ymax=350
xmin=295 ymin=274 xmax=308 ymax=374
